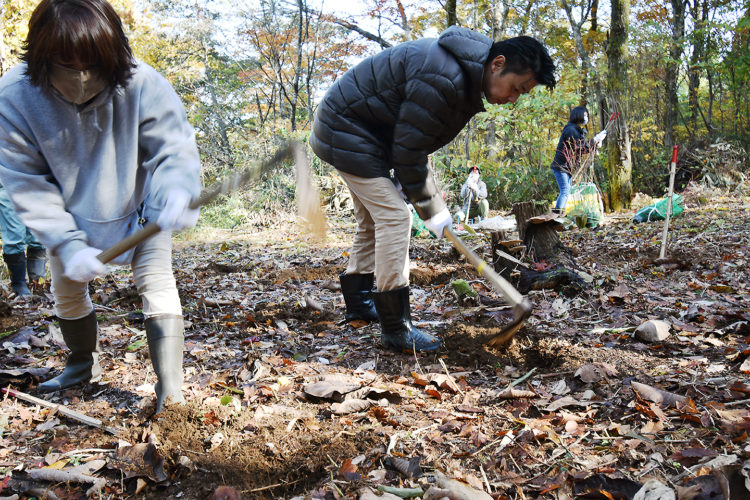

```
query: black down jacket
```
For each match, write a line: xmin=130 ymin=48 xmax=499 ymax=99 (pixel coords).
xmin=309 ymin=26 xmax=491 ymax=220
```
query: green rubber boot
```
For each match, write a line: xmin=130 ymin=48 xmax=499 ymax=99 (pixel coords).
xmin=146 ymin=315 xmax=185 ymax=413
xmin=3 ymin=252 xmax=30 ymax=297
xmin=38 ymin=311 xmax=101 ymax=392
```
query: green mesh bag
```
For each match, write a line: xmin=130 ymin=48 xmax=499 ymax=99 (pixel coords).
xmin=632 ymin=194 xmax=685 ymax=223
xmin=410 ymin=205 xmax=432 ymax=238
xmin=564 ymin=182 xmax=604 ymax=228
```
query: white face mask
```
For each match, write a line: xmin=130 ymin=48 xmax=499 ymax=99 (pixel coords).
xmin=50 ymin=64 xmax=108 ymax=105
xmin=583 ymin=113 xmax=589 ymax=125
xmin=468 ymin=172 xmax=480 ymax=183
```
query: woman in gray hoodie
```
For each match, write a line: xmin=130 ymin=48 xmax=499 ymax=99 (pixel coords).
xmin=0 ymin=0 xmax=201 ymax=413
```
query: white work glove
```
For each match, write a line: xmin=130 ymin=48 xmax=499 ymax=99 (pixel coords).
xmin=64 ymin=247 xmax=107 ymax=283
xmin=424 ymin=208 xmax=453 ymax=239
xmin=156 ymin=189 xmax=200 ymax=231
xmin=594 ymin=130 xmax=607 ymax=145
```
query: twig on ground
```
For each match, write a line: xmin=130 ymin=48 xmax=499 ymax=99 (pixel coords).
xmin=438 ymin=358 xmax=465 ymax=396
xmin=1 ymin=387 xmax=119 ymax=435
xmin=506 ymin=367 xmax=537 ymax=389
xmin=27 ymin=468 xmax=106 ymax=496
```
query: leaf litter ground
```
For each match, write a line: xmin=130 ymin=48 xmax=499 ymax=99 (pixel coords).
xmin=0 ymin=184 xmax=748 ymax=499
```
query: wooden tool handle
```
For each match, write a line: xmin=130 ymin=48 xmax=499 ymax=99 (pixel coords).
xmin=96 ymin=223 xmax=161 ymax=264
xmin=444 ymin=227 xmax=525 ymax=307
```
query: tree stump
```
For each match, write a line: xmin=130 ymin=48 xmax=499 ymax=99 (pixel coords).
xmin=511 ymin=201 xmax=563 ymax=262
xmin=506 ymin=201 xmax=587 ymax=295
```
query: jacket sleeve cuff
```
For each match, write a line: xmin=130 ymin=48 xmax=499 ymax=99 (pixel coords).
xmin=413 ymin=195 xmax=447 ymax=221
xmin=55 ymin=239 xmax=90 ymax=267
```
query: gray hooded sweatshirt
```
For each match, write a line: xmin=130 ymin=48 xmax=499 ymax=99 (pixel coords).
xmin=0 ymin=60 xmax=201 ymax=265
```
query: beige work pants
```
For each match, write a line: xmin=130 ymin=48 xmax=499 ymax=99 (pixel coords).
xmin=339 ymin=171 xmax=412 ymax=292
xmin=50 ymin=231 xmax=182 ymax=320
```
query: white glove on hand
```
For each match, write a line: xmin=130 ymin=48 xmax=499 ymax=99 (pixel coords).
xmin=64 ymin=247 xmax=107 ymax=283
xmin=156 ymin=189 xmax=200 ymax=231
xmin=424 ymin=208 xmax=453 ymax=239
xmin=594 ymin=130 xmax=607 ymax=145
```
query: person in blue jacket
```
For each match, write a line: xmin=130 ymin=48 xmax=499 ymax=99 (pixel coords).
xmin=550 ymin=106 xmax=606 ymax=214
xmin=310 ymin=27 xmax=555 ymax=352
xmin=0 ymin=0 xmax=201 ymax=413
xmin=0 ymin=183 xmax=46 ymax=296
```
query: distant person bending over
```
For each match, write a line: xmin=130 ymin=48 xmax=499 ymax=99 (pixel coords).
xmin=0 ymin=0 xmax=201 ymax=413
xmin=455 ymin=165 xmax=489 ymax=223
xmin=550 ymin=106 xmax=606 ymax=214
xmin=0 ymin=183 xmax=47 ymax=296
xmin=310 ymin=26 xmax=555 ymax=352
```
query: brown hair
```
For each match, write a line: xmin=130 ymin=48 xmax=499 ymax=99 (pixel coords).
xmin=22 ymin=0 xmax=135 ymax=89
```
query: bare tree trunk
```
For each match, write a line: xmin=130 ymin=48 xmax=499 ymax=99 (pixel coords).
xmin=561 ymin=0 xmax=596 ymax=108
xmin=446 ymin=0 xmax=457 ymax=27
xmin=201 ymin=46 xmax=235 ymax=166
xmin=591 ymin=0 xmax=599 ymax=31
xmin=687 ymin=0 xmax=707 ymax=141
xmin=491 ymin=0 xmax=512 ymax=40
xmin=395 ymin=0 xmax=411 ymax=40
xmin=606 ymin=0 xmax=633 ymax=211
xmin=665 ymin=0 xmax=686 ymax=151
xmin=520 ymin=0 xmax=534 ymax=33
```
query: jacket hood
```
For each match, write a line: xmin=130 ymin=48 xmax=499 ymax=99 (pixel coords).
xmin=438 ymin=26 xmax=491 ymax=105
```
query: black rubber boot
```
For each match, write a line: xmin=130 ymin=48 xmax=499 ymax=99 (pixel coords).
xmin=26 ymin=247 xmax=47 ymax=283
xmin=373 ymin=286 xmax=441 ymax=352
xmin=146 ymin=315 xmax=185 ymax=413
xmin=340 ymin=273 xmax=378 ymax=323
xmin=38 ymin=311 xmax=101 ymax=392
xmin=3 ymin=252 xmax=30 ymax=297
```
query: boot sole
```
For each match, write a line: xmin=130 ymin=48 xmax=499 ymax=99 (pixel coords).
xmin=381 ymin=340 xmax=441 ymax=353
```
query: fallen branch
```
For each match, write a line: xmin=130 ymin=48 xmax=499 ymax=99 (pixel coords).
xmin=1 ymin=387 xmax=119 ymax=435
xmin=27 ymin=468 xmax=106 ymax=497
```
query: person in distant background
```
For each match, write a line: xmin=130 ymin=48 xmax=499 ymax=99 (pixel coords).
xmin=455 ymin=164 xmax=489 ymax=223
xmin=549 ymin=106 xmax=606 ymax=214
xmin=0 ymin=0 xmax=201 ymax=413
xmin=0 ymin=183 xmax=46 ymax=297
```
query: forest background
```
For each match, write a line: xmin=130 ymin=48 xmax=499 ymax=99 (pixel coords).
xmin=1 ymin=0 xmax=748 ymax=224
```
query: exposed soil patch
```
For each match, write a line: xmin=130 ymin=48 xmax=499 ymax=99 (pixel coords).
xmin=151 ymin=403 xmax=378 ymax=498
xmin=272 ymin=265 xmax=342 ymax=283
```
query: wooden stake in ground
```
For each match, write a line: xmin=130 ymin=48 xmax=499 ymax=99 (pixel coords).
xmin=463 ymin=189 xmax=473 ymax=224
xmin=658 ymin=145 xmax=679 ymax=260
xmin=1 ymin=387 xmax=120 ymax=435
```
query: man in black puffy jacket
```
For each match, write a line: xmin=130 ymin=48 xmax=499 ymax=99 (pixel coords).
xmin=310 ymin=26 xmax=555 ymax=353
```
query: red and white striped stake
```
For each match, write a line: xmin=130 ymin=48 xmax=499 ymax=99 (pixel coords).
xmin=659 ymin=145 xmax=679 ymax=259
